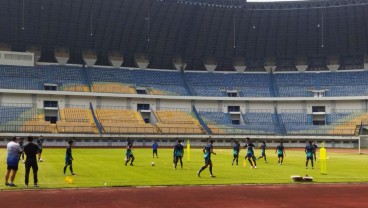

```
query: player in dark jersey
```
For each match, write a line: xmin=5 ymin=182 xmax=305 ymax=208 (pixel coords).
xmin=18 ymin=137 xmax=25 ymax=163
xmin=257 ymin=141 xmax=268 ymax=163
xmin=197 ymin=139 xmax=216 ymax=177
xmin=24 ymin=136 xmax=40 ymax=187
xmin=125 ymin=140 xmax=135 ymax=166
xmin=275 ymin=141 xmax=286 ymax=165
xmin=232 ymin=140 xmax=240 ymax=166
xmin=305 ymin=141 xmax=314 ymax=169
xmin=312 ymin=142 xmax=318 ymax=161
xmin=173 ymin=140 xmax=184 ymax=169
xmin=244 ymin=138 xmax=257 ymax=169
xmin=36 ymin=136 xmax=45 ymax=162
xmin=63 ymin=140 xmax=76 ymax=176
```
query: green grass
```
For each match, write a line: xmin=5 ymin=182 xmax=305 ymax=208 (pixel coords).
xmin=1 ymin=148 xmax=368 ymax=189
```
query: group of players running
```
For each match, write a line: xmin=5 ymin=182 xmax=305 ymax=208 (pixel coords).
xmin=124 ymin=137 xmax=318 ymax=178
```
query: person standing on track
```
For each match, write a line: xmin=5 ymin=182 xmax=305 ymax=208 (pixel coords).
xmin=24 ymin=136 xmax=40 ymax=187
xmin=173 ymin=140 xmax=184 ymax=169
xmin=275 ymin=141 xmax=286 ymax=165
xmin=305 ymin=141 xmax=314 ymax=169
xmin=257 ymin=141 xmax=268 ymax=163
xmin=197 ymin=139 xmax=216 ymax=177
xmin=63 ymin=140 xmax=76 ymax=176
xmin=5 ymin=137 xmax=21 ymax=187
xmin=232 ymin=140 xmax=240 ymax=166
xmin=125 ymin=140 xmax=135 ymax=166
xmin=36 ymin=135 xmax=45 ymax=162
xmin=152 ymin=140 xmax=159 ymax=158
xmin=244 ymin=137 xmax=257 ymax=169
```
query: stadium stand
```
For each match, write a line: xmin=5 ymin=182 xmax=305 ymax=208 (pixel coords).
xmin=88 ymin=67 xmax=136 ymax=94
xmin=2 ymin=64 xmax=368 ymax=98
xmin=154 ymin=110 xmax=205 ymax=134
xmin=95 ymin=108 xmax=157 ymax=134
xmin=132 ymin=70 xmax=189 ymax=96
xmin=0 ymin=65 xmax=88 ymax=92
xmin=198 ymin=111 xmax=278 ymax=135
xmin=57 ymin=108 xmax=98 ymax=133
xmin=91 ymin=82 xmax=136 ymax=94
xmin=0 ymin=105 xmax=52 ymax=133
xmin=185 ymin=72 xmax=271 ymax=97
xmin=274 ymin=73 xmax=317 ymax=97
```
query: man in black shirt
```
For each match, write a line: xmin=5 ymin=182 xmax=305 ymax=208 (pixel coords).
xmin=64 ymin=140 xmax=76 ymax=176
xmin=24 ymin=136 xmax=40 ymax=188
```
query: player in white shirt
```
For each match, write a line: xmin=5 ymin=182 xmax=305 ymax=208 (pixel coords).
xmin=5 ymin=137 xmax=21 ymax=187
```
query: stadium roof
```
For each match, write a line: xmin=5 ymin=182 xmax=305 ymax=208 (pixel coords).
xmin=0 ymin=0 xmax=368 ymax=69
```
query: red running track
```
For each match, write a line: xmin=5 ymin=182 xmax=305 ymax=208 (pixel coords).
xmin=0 ymin=184 xmax=367 ymax=208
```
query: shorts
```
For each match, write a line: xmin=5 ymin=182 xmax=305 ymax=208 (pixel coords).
xmin=278 ymin=154 xmax=284 ymax=158
xmin=306 ymin=156 xmax=313 ymax=160
xmin=246 ymin=153 xmax=253 ymax=158
xmin=261 ymin=152 xmax=266 ymax=156
xmin=153 ymin=150 xmax=157 ymax=154
xmin=126 ymin=154 xmax=134 ymax=159
xmin=65 ymin=159 xmax=73 ymax=166
xmin=204 ymin=157 xmax=212 ymax=165
xmin=38 ymin=148 xmax=43 ymax=154
xmin=7 ymin=165 xmax=18 ymax=170
xmin=175 ymin=156 xmax=182 ymax=161
xmin=233 ymin=154 xmax=239 ymax=158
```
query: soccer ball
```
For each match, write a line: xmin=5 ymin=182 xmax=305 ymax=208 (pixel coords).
xmin=151 ymin=162 xmax=155 ymax=167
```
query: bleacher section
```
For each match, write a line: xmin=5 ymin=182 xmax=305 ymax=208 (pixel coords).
xmin=0 ymin=105 xmax=52 ymax=133
xmin=89 ymin=67 xmax=135 ymax=94
xmin=57 ymin=108 xmax=98 ymax=133
xmin=155 ymin=111 xmax=204 ymax=134
xmin=91 ymin=82 xmax=135 ymax=94
xmin=0 ymin=65 xmax=88 ymax=92
xmin=198 ymin=111 xmax=277 ymax=135
xmin=274 ymin=73 xmax=316 ymax=97
xmin=279 ymin=112 xmax=362 ymax=136
xmin=95 ymin=109 xmax=157 ymax=134
xmin=185 ymin=72 xmax=271 ymax=97
xmin=1 ymin=65 xmax=368 ymax=97
xmin=132 ymin=70 xmax=189 ymax=96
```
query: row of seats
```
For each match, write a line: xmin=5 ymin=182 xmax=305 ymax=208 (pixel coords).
xmin=155 ymin=111 xmax=204 ymax=134
xmin=3 ymin=65 xmax=368 ymax=97
xmin=58 ymin=108 xmax=99 ymax=133
xmin=0 ymin=104 xmax=365 ymax=135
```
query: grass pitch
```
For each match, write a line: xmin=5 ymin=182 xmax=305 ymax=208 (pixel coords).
xmin=1 ymin=148 xmax=368 ymax=189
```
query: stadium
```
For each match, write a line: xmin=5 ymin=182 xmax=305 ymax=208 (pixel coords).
xmin=1 ymin=0 xmax=368 ymax=207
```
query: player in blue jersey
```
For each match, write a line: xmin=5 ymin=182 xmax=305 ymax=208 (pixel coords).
xmin=63 ymin=140 xmax=76 ymax=176
xmin=275 ymin=141 xmax=286 ymax=165
xmin=36 ymin=135 xmax=45 ymax=162
xmin=5 ymin=137 xmax=22 ymax=187
xmin=173 ymin=140 xmax=184 ymax=169
xmin=305 ymin=141 xmax=314 ymax=169
xmin=257 ymin=141 xmax=268 ymax=163
xmin=197 ymin=139 xmax=216 ymax=177
xmin=232 ymin=140 xmax=240 ymax=166
xmin=125 ymin=140 xmax=135 ymax=166
xmin=244 ymin=137 xmax=257 ymax=169
xmin=312 ymin=142 xmax=318 ymax=161
xmin=152 ymin=140 xmax=159 ymax=158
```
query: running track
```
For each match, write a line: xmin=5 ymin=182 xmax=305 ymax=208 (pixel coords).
xmin=1 ymin=184 xmax=367 ymax=208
